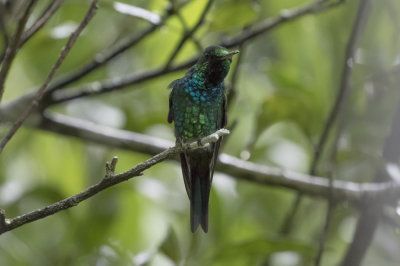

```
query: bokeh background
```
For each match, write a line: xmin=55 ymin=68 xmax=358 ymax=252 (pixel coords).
xmin=0 ymin=0 xmax=400 ymax=265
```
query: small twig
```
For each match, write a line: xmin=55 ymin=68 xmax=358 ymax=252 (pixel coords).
xmin=0 ymin=0 xmax=37 ymax=103
xmin=164 ymin=0 xmax=213 ymax=68
xmin=0 ymin=129 xmax=229 ymax=234
xmin=105 ymin=156 xmax=118 ymax=178
xmin=0 ymin=0 xmax=98 ymax=153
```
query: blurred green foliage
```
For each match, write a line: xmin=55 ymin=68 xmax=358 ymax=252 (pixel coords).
xmin=1 ymin=0 xmax=400 ymax=265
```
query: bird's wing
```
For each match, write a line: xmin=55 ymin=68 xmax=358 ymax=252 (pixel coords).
xmin=209 ymin=91 xmax=227 ymax=183
xmin=180 ymin=152 xmax=191 ymax=198
xmin=167 ymin=79 xmax=180 ymax=123
xmin=221 ymin=92 xmax=228 ymax=127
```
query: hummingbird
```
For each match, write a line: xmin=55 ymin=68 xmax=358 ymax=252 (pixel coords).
xmin=167 ymin=45 xmax=239 ymax=233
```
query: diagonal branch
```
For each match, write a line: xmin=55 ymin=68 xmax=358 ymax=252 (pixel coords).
xmin=43 ymin=3 xmax=182 ymax=95
xmin=0 ymin=0 xmax=98 ymax=153
xmin=221 ymin=0 xmax=345 ymax=48
xmin=0 ymin=0 xmax=37 ymax=103
xmin=49 ymin=61 xmax=193 ymax=104
xmin=164 ymin=0 xmax=213 ymax=68
xmin=339 ymin=2 xmax=400 ymax=262
xmin=280 ymin=0 xmax=357 ymax=236
xmin=310 ymin=0 xmax=362 ymax=178
xmin=45 ymin=0 xmax=345 ymax=105
xmin=0 ymin=129 xmax=230 ymax=234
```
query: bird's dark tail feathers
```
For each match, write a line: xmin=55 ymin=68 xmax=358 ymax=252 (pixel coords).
xmin=190 ymin=159 xmax=211 ymax=233
xmin=181 ymin=148 xmax=214 ymax=233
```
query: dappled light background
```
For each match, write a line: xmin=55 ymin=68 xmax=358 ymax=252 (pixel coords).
xmin=0 ymin=0 xmax=400 ymax=265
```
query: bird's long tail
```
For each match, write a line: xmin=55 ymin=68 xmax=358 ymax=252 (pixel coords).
xmin=181 ymin=148 xmax=214 ymax=233
xmin=190 ymin=157 xmax=211 ymax=233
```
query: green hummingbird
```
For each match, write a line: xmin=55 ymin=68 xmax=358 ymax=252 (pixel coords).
xmin=167 ymin=45 xmax=239 ymax=232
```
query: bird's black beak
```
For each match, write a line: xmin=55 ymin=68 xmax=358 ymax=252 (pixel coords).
xmin=220 ymin=50 xmax=239 ymax=60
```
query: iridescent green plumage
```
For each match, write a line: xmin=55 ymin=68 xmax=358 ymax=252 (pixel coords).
xmin=168 ymin=46 xmax=238 ymax=233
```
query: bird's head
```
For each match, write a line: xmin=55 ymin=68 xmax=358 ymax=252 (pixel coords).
xmin=194 ymin=46 xmax=239 ymax=84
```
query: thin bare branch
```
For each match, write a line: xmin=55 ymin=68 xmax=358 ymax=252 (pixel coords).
xmin=280 ymin=0 xmax=358 ymax=237
xmin=45 ymin=0 xmax=344 ymax=105
xmin=0 ymin=0 xmax=37 ymax=103
xmin=0 ymin=129 xmax=229 ymax=234
xmin=0 ymin=0 xmax=98 ymax=153
xmin=311 ymin=0 xmax=365 ymax=176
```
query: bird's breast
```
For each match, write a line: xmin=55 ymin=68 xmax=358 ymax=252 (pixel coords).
xmin=173 ymin=78 xmax=224 ymax=140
